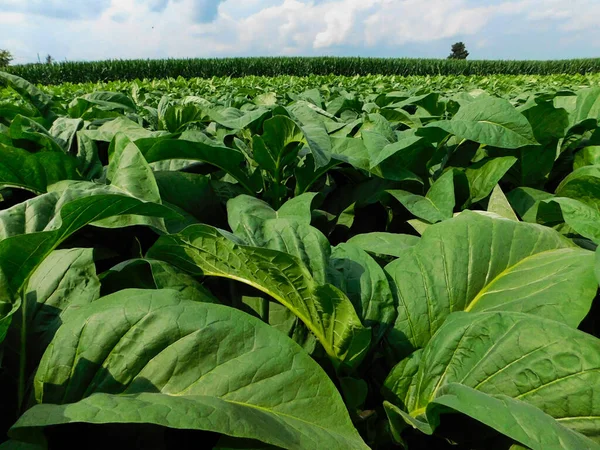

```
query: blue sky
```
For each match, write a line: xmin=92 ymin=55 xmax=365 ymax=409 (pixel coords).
xmin=0 ymin=0 xmax=598 ymax=64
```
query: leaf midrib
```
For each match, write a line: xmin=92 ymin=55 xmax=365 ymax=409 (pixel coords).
xmin=162 ymin=241 xmax=334 ymax=360
xmin=464 ymin=248 xmax=573 ymax=312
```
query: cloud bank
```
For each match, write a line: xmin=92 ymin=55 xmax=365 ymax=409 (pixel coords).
xmin=0 ymin=0 xmax=598 ymax=64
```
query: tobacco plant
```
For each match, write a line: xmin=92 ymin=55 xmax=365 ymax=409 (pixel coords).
xmin=1 ymin=71 xmax=600 ymax=449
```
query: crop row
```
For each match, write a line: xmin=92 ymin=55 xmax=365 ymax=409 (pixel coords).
xmin=6 ymin=56 xmax=600 ymax=85
xmin=4 ymin=72 xmax=598 ymax=110
xmin=1 ymin=71 xmax=600 ymax=449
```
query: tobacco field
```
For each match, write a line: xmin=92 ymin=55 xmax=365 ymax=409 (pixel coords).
xmin=1 ymin=70 xmax=600 ymax=449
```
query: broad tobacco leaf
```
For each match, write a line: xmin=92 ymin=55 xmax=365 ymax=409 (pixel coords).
xmin=506 ymin=187 xmax=554 ymax=223
xmin=96 ymin=132 xmax=166 ymax=230
xmin=384 ymin=211 xmax=597 ymax=359
xmin=0 ymin=72 xmax=57 ymax=120
xmin=329 ymin=242 xmax=396 ymax=344
xmin=147 ymin=225 xmax=371 ymax=369
xmin=487 ymin=185 xmax=519 ymax=221
xmin=388 ymin=169 xmax=455 ymax=223
xmin=556 ymin=165 xmax=600 ymax=210
xmin=8 ymin=290 xmax=369 ymax=450
xmin=227 ymin=194 xmax=329 ymax=283
xmin=384 ymin=385 xmax=600 ymax=450
xmin=49 ymin=117 xmax=83 ymax=152
xmin=384 ymin=311 xmax=600 ymax=446
xmin=140 ymin=136 xmax=257 ymax=192
xmin=253 ymin=115 xmax=305 ymax=175
xmin=0 ymin=185 xmax=177 ymax=293
xmin=569 ymin=87 xmax=600 ymax=129
xmin=0 ymin=144 xmax=80 ymax=194
xmin=4 ymin=248 xmax=101 ymax=399
xmin=425 ymin=97 xmax=538 ymax=149
xmin=100 ymin=258 xmax=218 ymax=303
xmin=464 ymin=156 xmax=517 ymax=205
xmin=541 ymin=197 xmax=600 ymax=244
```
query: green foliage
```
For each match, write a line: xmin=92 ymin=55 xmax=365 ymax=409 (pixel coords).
xmin=0 ymin=50 xmax=12 ymax=68
xmin=0 ymin=70 xmax=599 ymax=450
xmin=448 ymin=42 xmax=469 ymax=60
xmin=5 ymin=56 xmax=600 ymax=84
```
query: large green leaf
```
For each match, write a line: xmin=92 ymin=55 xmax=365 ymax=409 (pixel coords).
xmin=96 ymin=132 xmax=166 ymax=230
xmin=17 ymin=248 xmax=101 ymax=361
xmin=299 ymin=121 xmax=332 ymax=169
xmin=575 ymin=147 xmax=600 ymax=170
xmin=228 ymin=194 xmax=315 ymax=240
xmin=75 ymin=132 xmax=103 ymax=180
xmin=385 ymin=311 xmax=600 ymax=443
xmin=556 ymin=165 xmax=600 ymax=211
xmin=464 ymin=156 xmax=517 ymax=205
xmin=507 ymin=187 xmax=554 ymax=223
xmin=208 ymin=107 xmax=271 ymax=131
xmin=5 ymin=248 xmax=101 ymax=408
xmin=387 ymin=169 xmax=455 ymax=223
xmin=363 ymin=129 xmax=426 ymax=169
xmin=487 ymin=185 xmax=519 ymax=221
xmin=68 ymin=92 xmax=136 ymax=118
xmin=161 ymin=103 xmax=204 ymax=133
xmin=384 ymin=384 xmax=600 ymax=450
xmin=147 ymin=225 xmax=370 ymax=369
xmin=0 ymin=187 xmax=176 ymax=294
xmin=0 ymin=144 xmax=80 ymax=194
xmin=154 ymin=171 xmax=223 ymax=227
xmin=569 ymin=87 xmax=600 ymax=129
xmin=253 ymin=115 xmax=305 ymax=174
xmin=521 ymin=100 xmax=569 ymax=144
xmin=49 ymin=117 xmax=83 ymax=152
xmin=426 ymin=97 xmax=538 ymax=149
xmin=384 ymin=211 xmax=597 ymax=359
xmin=106 ymin=133 xmax=161 ymax=203
xmin=329 ymin=137 xmax=421 ymax=183
xmin=140 ymin=137 xmax=256 ymax=192
xmin=9 ymin=115 xmax=63 ymax=152
xmin=358 ymin=130 xmax=425 ymax=181
xmin=227 ymin=194 xmax=328 ymax=283
xmin=8 ymin=290 xmax=368 ymax=450
xmin=329 ymin=242 xmax=396 ymax=343
xmin=0 ymin=72 xmax=56 ymax=120
xmin=100 ymin=258 xmax=218 ymax=304
xmin=542 ymin=197 xmax=600 ymax=244
xmin=346 ymin=233 xmax=420 ymax=258
xmin=80 ymin=116 xmax=167 ymax=143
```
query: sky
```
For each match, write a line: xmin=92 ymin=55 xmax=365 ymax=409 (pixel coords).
xmin=0 ymin=0 xmax=599 ymax=64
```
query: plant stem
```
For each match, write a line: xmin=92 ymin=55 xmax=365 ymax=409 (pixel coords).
xmin=17 ymin=293 xmax=26 ymax=414
xmin=273 ymin=171 xmax=283 ymax=210
xmin=229 ymin=280 xmax=240 ymax=309
xmin=259 ymin=298 xmax=270 ymax=323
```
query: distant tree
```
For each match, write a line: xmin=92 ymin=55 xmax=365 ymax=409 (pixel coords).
xmin=0 ymin=49 xmax=13 ymax=67
xmin=448 ymin=42 xmax=469 ymax=60
xmin=45 ymin=54 xmax=54 ymax=65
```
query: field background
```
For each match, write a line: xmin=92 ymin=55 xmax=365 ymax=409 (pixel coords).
xmin=5 ymin=56 xmax=600 ymax=85
xmin=2 ymin=58 xmax=600 ymax=450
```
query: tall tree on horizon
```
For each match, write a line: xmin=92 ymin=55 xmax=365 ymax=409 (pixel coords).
xmin=0 ymin=49 xmax=12 ymax=67
xmin=448 ymin=42 xmax=469 ymax=60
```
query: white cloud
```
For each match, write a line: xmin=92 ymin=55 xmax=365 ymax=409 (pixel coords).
xmin=362 ymin=0 xmax=496 ymax=47
xmin=2 ymin=0 xmax=600 ymax=63
xmin=313 ymin=0 xmax=378 ymax=48
xmin=213 ymin=0 xmax=520 ymax=52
